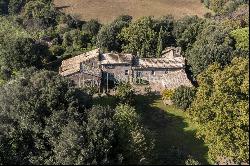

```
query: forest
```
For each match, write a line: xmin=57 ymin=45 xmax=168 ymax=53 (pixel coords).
xmin=0 ymin=0 xmax=249 ymax=165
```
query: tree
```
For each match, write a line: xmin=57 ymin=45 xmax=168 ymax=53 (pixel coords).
xmin=0 ymin=37 xmax=49 ymax=71
xmin=187 ymin=57 xmax=249 ymax=163
xmin=51 ymin=105 xmax=116 ymax=165
xmin=0 ymin=16 xmax=30 ymax=44
xmin=173 ymin=16 xmax=205 ymax=52
xmin=8 ymin=0 xmax=26 ymax=15
xmin=230 ymin=27 xmax=249 ymax=52
xmin=114 ymin=104 xmax=154 ymax=164
xmin=156 ymin=26 xmax=163 ymax=58
xmin=22 ymin=0 xmax=59 ymax=29
xmin=171 ymin=86 xmax=197 ymax=110
xmin=62 ymin=29 xmax=91 ymax=53
xmin=96 ymin=15 xmax=132 ymax=52
xmin=153 ymin=15 xmax=175 ymax=47
xmin=201 ymin=0 xmax=249 ymax=15
xmin=82 ymin=19 xmax=101 ymax=37
xmin=115 ymin=83 xmax=135 ymax=106
xmin=186 ymin=22 xmax=235 ymax=76
xmin=209 ymin=0 xmax=229 ymax=13
xmin=0 ymin=69 xmax=154 ymax=165
xmin=0 ymin=69 xmax=92 ymax=164
xmin=119 ymin=17 xmax=157 ymax=57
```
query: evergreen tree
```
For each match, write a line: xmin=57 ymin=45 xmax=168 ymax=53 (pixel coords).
xmin=156 ymin=26 xmax=163 ymax=58
xmin=140 ymin=44 xmax=146 ymax=58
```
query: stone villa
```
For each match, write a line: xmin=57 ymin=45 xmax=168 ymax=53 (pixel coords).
xmin=59 ymin=47 xmax=192 ymax=92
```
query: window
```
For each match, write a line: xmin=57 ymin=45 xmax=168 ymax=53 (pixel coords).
xmin=151 ymin=70 xmax=155 ymax=75
xmin=125 ymin=70 xmax=129 ymax=75
xmin=136 ymin=71 xmax=142 ymax=77
xmin=80 ymin=62 xmax=83 ymax=72
xmin=106 ymin=65 xmax=115 ymax=69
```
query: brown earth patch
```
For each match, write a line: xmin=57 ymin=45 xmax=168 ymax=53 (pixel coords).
xmin=53 ymin=0 xmax=210 ymax=23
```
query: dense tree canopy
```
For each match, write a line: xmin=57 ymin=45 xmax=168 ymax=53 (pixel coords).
xmin=187 ymin=57 xmax=249 ymax=163
xmin=22 ymin=0 xmax=58 ymax=29
xmin=0 ymin=69 xmax=153 ymax=165
xmin=0 ymin=69 xmax=92 ymax=164
xmin=119 ymin=17 xmax=158 ymax=57
xmin=0 ymin=37 xmax=49 ymax=71
xmin=173 ymin=16 xmax=205 ymax=52
xmin=0 ymin=0 xmax=249 ymax=164
xmin=230 ymin=27 xmax=249 ymax=52
xmin=97 ymin=15 xmax=132 ymax=52
xmin=186 ymin=22 xmax=235 ymax=76
xmin=171 ymin=86 xmax=197 ymax=110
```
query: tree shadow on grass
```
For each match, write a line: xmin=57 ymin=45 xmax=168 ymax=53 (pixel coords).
xmin=92 ymin=95 xmax=117 ymax=108
xmin=135 ymin=94 xmax=209 ymax=165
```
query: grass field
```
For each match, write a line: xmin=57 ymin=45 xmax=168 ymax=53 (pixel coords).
xmin=93 ymin=94 xmax=210 ymax=164
xmin=134 ymin=95 xmax=209 ymax=164
xmin=53 ymin=0 xmax=210 ymax=23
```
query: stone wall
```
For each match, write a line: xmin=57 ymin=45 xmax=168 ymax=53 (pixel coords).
xmin=132 ymin=68 xmax=192 ymax=92
xmin=67 ymin=72 xmax=101 ymax=87
xmin=102 ymin=64 xmax=132 ymax=82
xmin=82 ymin=57 xmax=100 ymax=69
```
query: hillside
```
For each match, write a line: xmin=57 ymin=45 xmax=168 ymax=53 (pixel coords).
xmin=53 ymin=0 xmax=210 ymax=23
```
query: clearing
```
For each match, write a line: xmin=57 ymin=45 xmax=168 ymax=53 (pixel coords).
xmin=93 ymin=94 xmax=210 ymax=164
xmin=53 ymin=0 xmax=210 ymax=23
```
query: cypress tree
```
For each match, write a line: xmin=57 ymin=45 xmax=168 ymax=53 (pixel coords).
xmin=140 ymin=44 xmax=146 ymax=58
xmin=156 ymin=26 xmax=163 ymax=58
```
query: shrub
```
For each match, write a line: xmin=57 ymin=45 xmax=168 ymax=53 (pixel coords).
xmin=171 ymin=86 xmax=196 ymax=110
xmin=185 ymin=157 xmax=201 ymax=165
xmin=161 ymin=89 xmax=174 ymax=101
xmin=115 ymin=83 xmax=135 ymax=105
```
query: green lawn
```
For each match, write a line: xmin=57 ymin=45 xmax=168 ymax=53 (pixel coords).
xmin=135 ymin=94 xmax=210 ymax=165
xmin=93 ymin=94 xmax=210 ymax=164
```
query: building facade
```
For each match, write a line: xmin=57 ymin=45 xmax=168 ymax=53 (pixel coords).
xmin=59 ymin=47 xmax=192 ymax=92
